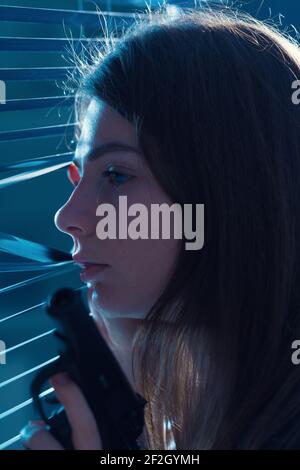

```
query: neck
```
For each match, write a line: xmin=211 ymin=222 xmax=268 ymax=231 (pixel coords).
xmin=92 ymin=313 xmax=144 ymax=390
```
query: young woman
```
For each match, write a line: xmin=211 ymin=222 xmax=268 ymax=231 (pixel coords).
xmin=20 ymin=5 xmax=300 ymax=450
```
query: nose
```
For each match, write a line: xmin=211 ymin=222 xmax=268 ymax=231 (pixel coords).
xmin=54 ymin=189 xmax=96 ymax=238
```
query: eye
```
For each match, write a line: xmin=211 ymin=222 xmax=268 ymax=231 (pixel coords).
xmin=102 ymin=166 xmax=133 ymax=186
xmin=67 ymin=163 xmax=81 ymax=187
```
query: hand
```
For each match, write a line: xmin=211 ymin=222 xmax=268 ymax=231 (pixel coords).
xmin=20 ymin=373 xmax=103 ymax=450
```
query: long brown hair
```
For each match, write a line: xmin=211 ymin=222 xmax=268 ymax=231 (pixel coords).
xmin=69 ymin=3 xmax=300 ymax=449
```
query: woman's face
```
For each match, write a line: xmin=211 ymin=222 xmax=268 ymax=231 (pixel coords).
xmin=55 ymin=98 xmax=180 ymax=321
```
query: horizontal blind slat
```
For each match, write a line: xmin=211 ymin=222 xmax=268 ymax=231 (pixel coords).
xmin=0 ymin=5 xmax=137 ymax=25
xmin=0 ymin=96 xmax=74 ymax=112
xmin=0 ymin=67 xmax=73 ymax=81
xmin=0 ymin=123 xmax=75 ymax=141
xmin=0 ymin=37 xmax=111 ymax=51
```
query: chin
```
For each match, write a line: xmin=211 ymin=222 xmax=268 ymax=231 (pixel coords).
xmin=87 ymin=283 xmax=150 ymax=320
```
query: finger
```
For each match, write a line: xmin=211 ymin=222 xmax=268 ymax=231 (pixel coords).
xmin=20 ymin=421 xmax=64 ymax=450
xmin=49 ymin=373 xmax=103 ymax=450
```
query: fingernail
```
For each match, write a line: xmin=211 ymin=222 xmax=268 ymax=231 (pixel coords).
xmin=20 ymin=422 xmax=49 ymax=442
xmin=50 ymin=372 xmax=70 ymax=386
xmin=28 ymin=420 xmax=46 ymax=426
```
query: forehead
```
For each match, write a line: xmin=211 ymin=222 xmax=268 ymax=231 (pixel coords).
xmin=78 ymin=98 xmax=139 ymax=152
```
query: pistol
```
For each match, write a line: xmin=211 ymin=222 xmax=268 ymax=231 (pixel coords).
xmin=30 ymin=287 xmax=147 ymax=450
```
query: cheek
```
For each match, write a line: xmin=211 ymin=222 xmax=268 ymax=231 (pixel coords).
xmin=116 ymin=236 xmax=179 ymax=286
xmin=90 ymin=180 xmax=181 ymax=317
xmin=89 ymin=237 xmax=180 ymax=319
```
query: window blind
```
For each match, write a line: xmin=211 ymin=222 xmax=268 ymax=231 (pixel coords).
xmin=0 ymin=0 xmax=148 ymax=450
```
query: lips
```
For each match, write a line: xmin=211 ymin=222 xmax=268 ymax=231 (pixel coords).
xmin=79 ymin=263 xmax=108 ymax=283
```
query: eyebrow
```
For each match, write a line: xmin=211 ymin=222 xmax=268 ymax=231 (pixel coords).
xmin=72 ymin=141 xmax=142 ymax=170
